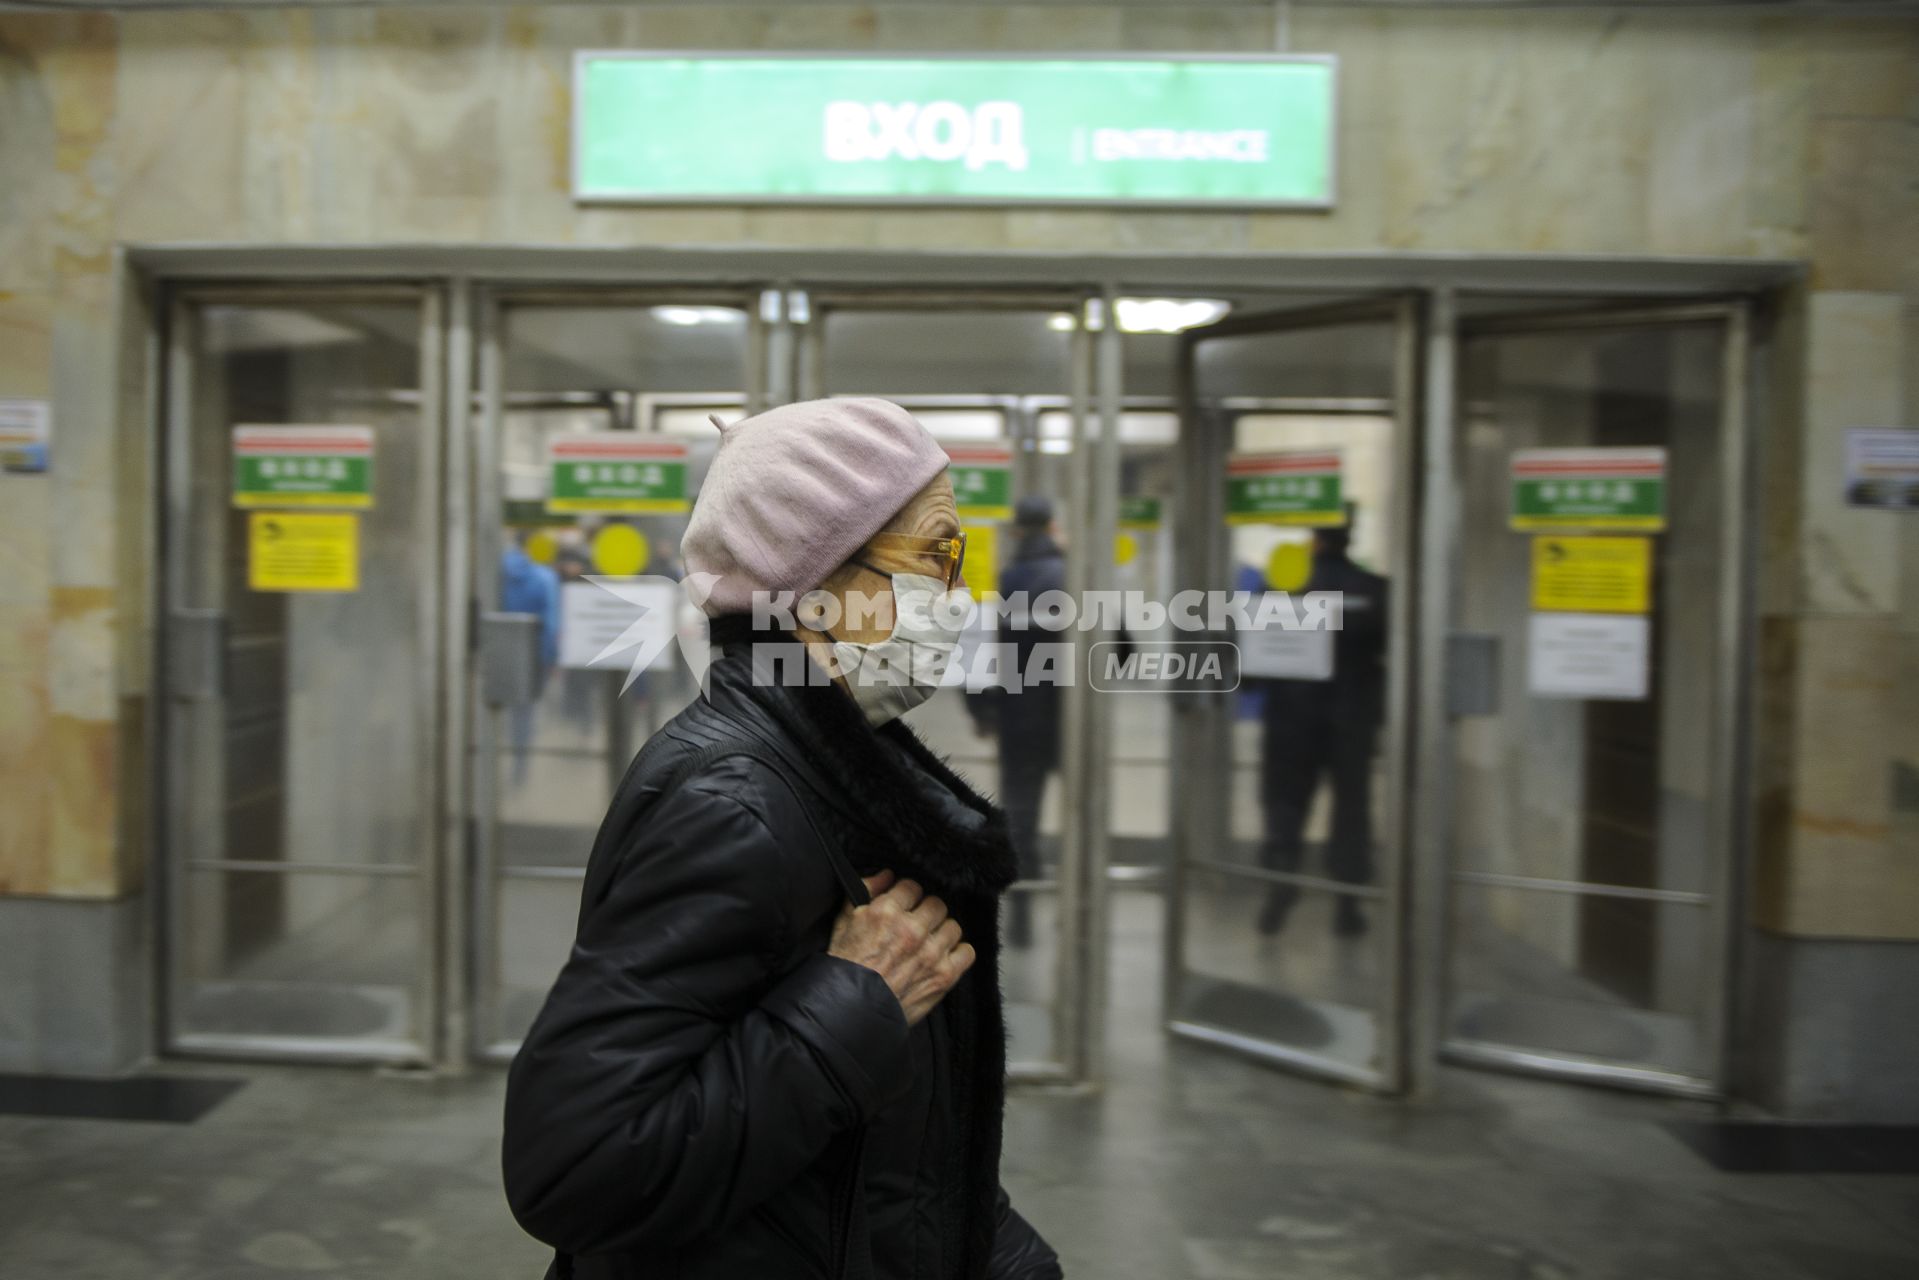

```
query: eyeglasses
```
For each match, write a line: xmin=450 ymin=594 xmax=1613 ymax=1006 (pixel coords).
xmin=851 ymin=531 xmax=968 ymax=592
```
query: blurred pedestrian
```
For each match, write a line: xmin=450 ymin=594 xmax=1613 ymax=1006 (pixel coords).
xmin=1255 ymin=516 xmax=1388 ymax=938
xmin=968 ymin=494 xmax=1066 ymax=949
xmin=552 ymin=544 xmax=598 ymax=736
xmin=501 ymin=537 xmax=560 ymax=787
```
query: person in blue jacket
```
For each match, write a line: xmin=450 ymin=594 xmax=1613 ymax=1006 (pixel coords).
xmin=501 ymin=538 xmax=561 ymax=785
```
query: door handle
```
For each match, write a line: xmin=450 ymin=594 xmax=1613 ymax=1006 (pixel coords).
xmin=166 ymin=608 xmax=226 ymax=701
xmin=1445 ymin=633 xmax=1499 ymax=718
xmin=479 ymin=611 xmax=544 ymax=707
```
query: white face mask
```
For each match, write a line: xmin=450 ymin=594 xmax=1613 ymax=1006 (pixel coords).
xmin=829 ymin=572 xmax=969 ymax=727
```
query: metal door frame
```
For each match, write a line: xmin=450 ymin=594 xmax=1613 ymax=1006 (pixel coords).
xmin=1166 ymin=294 xmax=1422 ymax=1092
xmin=798 ymin=286 xmax=1112 ymax=1085
xmin=1430 ymin=298 xmax=1754 ymax=1098
xmin=134 ymin=247 xmax=1789 ymax=1082
xmin=156 ymin=282 xmax=447 ymax=1065
xmin=465 ymin=285 xmax=769 ymax=1063
xmin=462 ymin=283 xmax=1122 ymax=1085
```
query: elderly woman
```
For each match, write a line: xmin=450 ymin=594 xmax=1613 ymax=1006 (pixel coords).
xmin=503 ymin=399 xmax=1062 ymax=1280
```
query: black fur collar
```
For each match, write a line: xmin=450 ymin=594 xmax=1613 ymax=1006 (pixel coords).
xmin=705 ymin=615 xmax=1019 ymax=901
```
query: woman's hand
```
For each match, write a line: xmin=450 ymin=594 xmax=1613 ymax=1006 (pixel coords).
xmin=828 ymin=870 xmax=975 ymax=1026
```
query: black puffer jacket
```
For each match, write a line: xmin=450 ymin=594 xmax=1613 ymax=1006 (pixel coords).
xmin=503 ymin=623 xmax=1063 ymax=1280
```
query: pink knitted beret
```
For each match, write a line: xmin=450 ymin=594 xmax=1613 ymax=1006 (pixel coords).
xmin=681 ymin=397 xmax=951 ymax=615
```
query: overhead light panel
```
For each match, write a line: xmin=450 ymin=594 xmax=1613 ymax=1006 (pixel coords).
xmin=650 ymin=306 xmax=744 ymax=327
xmin=1046 ymin=298 xmax=1230 ymax=334
xmin=1115 ymin=297 xmax=1229 ymax=333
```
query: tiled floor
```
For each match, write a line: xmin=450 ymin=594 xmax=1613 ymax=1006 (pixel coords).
xmin=3 ymin=891 xmax=1915 ymax=1280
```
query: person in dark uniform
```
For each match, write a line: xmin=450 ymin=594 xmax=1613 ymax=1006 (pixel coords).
xmin=969 ymin=495 xmax=1066 ymax=948
xmin=1255 ymin=516 xmax=1388 ymax=937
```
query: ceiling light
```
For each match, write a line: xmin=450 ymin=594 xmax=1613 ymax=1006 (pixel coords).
xmin=1047 ymin=299 xmax=1230 ymax=334
xmin=650 ymin=306 xmax=744 ymax=327
xmin=1114 ymin=297 xmax=1230 ymax=333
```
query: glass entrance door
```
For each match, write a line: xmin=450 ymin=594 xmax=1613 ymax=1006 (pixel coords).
xmin=467 ymin=288 xmax=1105 ymax=1080
xmin=1440 ymin=303 xmax=1750 ymax=1096
xmin=799 ymin=292 xmax=1098 ymax=1081
xmin=470 ymin=291 xmax=761 ymax=1057
xmin=1167 ymin=297 xmax=1419 ymax=1090
xmin=161 ymin=288 xmax=444 ymax=1062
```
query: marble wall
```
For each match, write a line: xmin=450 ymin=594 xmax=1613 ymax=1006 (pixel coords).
xmin=0 ymin=6 xmax=1912 ymax=954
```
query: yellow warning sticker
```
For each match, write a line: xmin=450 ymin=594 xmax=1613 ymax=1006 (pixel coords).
xmin=959 ymin=521 xmax=997 ymax=599
xmin=1531 ymin=535 xmax=1651 ymax=614
xmin=248 ymin=512 xmax=360 ymax=593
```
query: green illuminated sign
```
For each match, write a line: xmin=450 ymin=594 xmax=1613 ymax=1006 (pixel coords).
xmin=1509 ymin=448 xmax=1667 ymax=532
xmin=945 ymin=445 xmax=1013 ymax=520
xmin=548 ymin=435 xmax=690 ymax=515
xmin=232 ymin=425 xmax=374 ymax=509
xmin=1120 ymin=496 xmax=1163 ymax=528
xmin=1225 ymin=451 xmax=1344 ymax=527
xmin=575 ymin=54 xmax=1336 ymax=207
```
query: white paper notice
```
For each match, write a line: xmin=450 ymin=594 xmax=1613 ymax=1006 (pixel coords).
xmin=1239 ymin=626 xmax=1334 ymax=681
xmin=0 ymin=398 xmax=50 ymax=473
xmin=559 ymin=578 xmax=679 ymax=671
xmin=1527 ymin=612 xmax=1649 ymax=701
xmin=0 ymin=397 xmax=50 ymax=442
xmin=1844 ymin=428 xmax=1919 ymax=510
